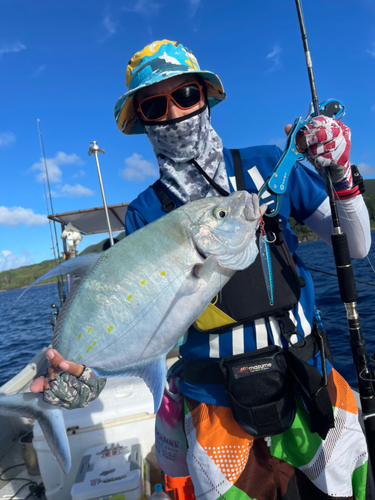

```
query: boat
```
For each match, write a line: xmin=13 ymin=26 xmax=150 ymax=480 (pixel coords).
xmin=0 ymin=201 xmax=182 ymax=500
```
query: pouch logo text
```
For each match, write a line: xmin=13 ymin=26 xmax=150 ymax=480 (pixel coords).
xmin=234 ymin=362 xmax=273 ymax=378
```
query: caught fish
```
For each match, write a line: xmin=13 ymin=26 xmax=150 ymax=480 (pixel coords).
xmin=0 ymin=191 xmax=261 ymax=473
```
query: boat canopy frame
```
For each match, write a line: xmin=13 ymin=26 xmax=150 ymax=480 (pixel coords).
xmin=48 ymin=203 xmax=129 ymax=235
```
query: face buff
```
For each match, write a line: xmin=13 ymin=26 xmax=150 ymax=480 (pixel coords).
xmin=144 ymin=106 xmax=230 ymax=203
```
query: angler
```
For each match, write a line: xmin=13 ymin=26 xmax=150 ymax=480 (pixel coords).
xmin=33 ymin=40 xmax=372 ymax=498
xmin=0 ymin=190 xmax=261 ymax=473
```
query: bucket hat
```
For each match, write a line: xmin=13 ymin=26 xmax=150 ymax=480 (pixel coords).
xmin=114 ymin=40 xmax=226 ymax=135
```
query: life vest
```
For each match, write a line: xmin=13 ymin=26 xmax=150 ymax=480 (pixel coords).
xmin=152 ymin=149 xmax=303 ymax=335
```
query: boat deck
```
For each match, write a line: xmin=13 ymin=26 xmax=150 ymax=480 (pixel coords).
xmin=0 ymin=347 xmax=180 ymax=500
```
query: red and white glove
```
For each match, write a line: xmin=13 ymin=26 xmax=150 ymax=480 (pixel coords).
xmin=301 ymin=116 xmax=352 ymax=189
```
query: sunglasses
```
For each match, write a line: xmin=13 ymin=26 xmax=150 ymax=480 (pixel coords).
xmin=137 ymin=82 xmax=203 ymax=121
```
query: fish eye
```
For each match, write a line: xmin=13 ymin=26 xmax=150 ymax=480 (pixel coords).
xmin=214 ymin=207 xmax=228 ymax=220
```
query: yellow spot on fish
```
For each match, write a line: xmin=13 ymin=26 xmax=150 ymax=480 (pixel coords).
xmin=108 ymin=326 xmax=114 ymax=333
xmin=93 ymin=341 xmax=97 ymax=346
xmin=141 ymin=280 xmax=146 ymax=285
xmin=87 ymin=327 xmax=92 ymax=333
xmin=127 ymin=294 xmax=133 ymax=300
xmin=78 ymin=356 xmax=82 ymax=361
xmin=77 ymin=333 xmax=82 ymax=339
xmin=160 ymin=271 xmax=166 ymax=276
xmin=86 ymin=345 xmax=93 ymax=353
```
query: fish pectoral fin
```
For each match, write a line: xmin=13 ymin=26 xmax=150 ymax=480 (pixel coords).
xmin=0 ymin=393 xmax=71 ymax=474
xmin=126 ymin=358 xmax=167 ymax=414
xmin=194 ymin=255 xmax=218 ymax=282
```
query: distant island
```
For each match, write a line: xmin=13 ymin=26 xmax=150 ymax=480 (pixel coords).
xmin=1 ymin=180 xmax=374 ymax=293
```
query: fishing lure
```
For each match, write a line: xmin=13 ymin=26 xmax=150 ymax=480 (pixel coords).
xmin=259 ymin=213 xmax=274 ymax=306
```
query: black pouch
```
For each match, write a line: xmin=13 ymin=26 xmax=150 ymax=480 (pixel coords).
xmin=219 ymin=345 xmax=296 ymax=438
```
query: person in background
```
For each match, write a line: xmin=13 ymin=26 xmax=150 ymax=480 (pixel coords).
xmin=31 ymin=41 xmax=372 ymax=499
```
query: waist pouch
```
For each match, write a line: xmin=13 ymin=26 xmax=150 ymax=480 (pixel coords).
xmin=219 ymin=345 xmax=296 ymax=438
xmin=183 ymin=320 xmax=334 ymax=440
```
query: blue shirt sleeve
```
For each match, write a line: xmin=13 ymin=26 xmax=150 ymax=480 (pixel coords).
xmin=125 ymin=205 xmax=148 ymax=236
xmin=124 ymin=183 xmax=181 ymax=236
xmin=288 ymin=163 xmax=327 ymax=224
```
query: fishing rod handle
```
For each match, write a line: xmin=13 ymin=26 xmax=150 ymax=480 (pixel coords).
xmin=331 ymin=232 xmax=358 ymax=303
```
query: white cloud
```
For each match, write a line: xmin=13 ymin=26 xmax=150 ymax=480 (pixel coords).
xmin=103 ymin=15 xmax=116 ymax=35
xmin=31 ymin=151 xmax=85 ymax=183
xmin=266 ymin=43 xmax=281 ymax=72
xmin=367 ymin=43 xmax=375 ymax=58
xmin=52 ymin=184 xmax=94 ymax=198
xmin=357 ymin=162 xmax=375 ymax=177
xmin=119 ymin=153 xmax=158 ymax=183
xmin=189 ymin=0 xmax=201 ymax=18
xmin=33 ymin=65 xmax=46 ymax=78
xmin=122 ymin=0 xmax=161 ymax=16
xmin=0 ymin=250 xmax=33 ymax=272
xmin=0 ymin=131 xmax=16 ymax=147
xmin=72 ymin=170 xmax=86 ymax=178
xmin=0 ymin=207 xmax=48 ymax=227
xmin=0 ymin=42 xmax=26 ymax=57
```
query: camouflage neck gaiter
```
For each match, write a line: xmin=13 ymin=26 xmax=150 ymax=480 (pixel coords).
xmin=145 ymin=106 xmax=230 ymax=203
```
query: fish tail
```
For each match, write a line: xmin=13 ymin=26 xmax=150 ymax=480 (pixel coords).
xmin=0 ymin=393 xmax=71 ymax=474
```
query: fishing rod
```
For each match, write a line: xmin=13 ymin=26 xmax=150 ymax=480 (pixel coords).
xmin=37 ymin=119 xmax=66 ymax=305
xmin=294 ymin=0 xmax=375 ymax=475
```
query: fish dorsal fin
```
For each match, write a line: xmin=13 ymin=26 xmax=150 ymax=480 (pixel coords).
xmin=12 ymin=253 xmax=102 ymax=309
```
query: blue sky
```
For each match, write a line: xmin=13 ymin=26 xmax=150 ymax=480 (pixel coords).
xmin=1 ymin=0 xmax=374 ymax=271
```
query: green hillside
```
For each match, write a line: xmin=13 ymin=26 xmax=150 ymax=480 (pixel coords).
xmin=0 ymin=232 xmax=125 ymax=292
xmin=0 ymin=259 xmax=63 ymax=291
xmin=364 ymin=179 xmax=375 ymax=195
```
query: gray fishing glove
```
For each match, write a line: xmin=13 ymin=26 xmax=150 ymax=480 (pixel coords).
xmin=43 ymin=366 xmax=107 ymax=410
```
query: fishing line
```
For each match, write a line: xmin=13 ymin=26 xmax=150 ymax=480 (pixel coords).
xmin=308 ymin=266 xmax=375 ymax=287
xmin=359 ymin=368 xmax=375 ymax=383
xmin=37 ymin=118 xmax=66 ymax=305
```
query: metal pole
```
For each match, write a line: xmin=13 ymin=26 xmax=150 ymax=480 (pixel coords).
xmin=88 ymin=141 xmax=114 ymax=247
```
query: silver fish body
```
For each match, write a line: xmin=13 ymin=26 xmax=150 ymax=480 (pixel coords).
xmin=0 ymin=191 xmax=261 ymax=473
xmin=59 ymin=191 xmax=260 ymax=379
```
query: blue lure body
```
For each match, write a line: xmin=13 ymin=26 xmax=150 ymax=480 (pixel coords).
xmin=259 ymin=223 xmax=274 ymax=306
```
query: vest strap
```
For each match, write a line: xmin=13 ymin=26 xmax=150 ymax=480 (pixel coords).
xmin=230 ymin=149 xmax=246 ymax=190
xmin=152 ymin=180 xmax=177 ymax=213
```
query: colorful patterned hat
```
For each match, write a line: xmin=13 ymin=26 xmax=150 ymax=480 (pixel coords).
xmin=114 ymin=40 xmax=226 ymax=135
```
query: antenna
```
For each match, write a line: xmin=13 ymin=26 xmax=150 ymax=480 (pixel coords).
xmin=37 ymin=119 xmax=66 ymax=304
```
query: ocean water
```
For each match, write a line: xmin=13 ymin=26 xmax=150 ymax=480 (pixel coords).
xmin=0 ymin=237 xmax=374 ymax=389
